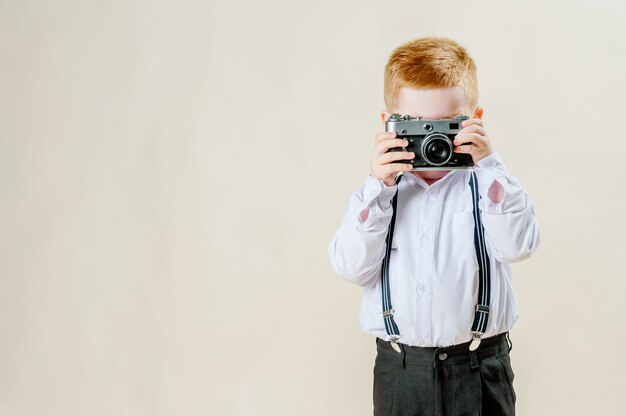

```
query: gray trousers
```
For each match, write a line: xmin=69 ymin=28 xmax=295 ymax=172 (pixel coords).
xmin=373 ymin=333 xmax=515 ymax=416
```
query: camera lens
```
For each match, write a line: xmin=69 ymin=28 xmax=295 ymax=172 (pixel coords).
xmin=421 ymin=134 xmax=453 ymax=166
xmin=429 ymin=142 xmax=447 ymax=161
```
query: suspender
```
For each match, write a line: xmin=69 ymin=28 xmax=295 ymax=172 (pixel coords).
xmin=468 ymin=171 xmax=491 ymax=349
xmin=381 ymin=171 xmax=491 ymax=351
xmin=381 ymin=174 xmax=403 ymax=341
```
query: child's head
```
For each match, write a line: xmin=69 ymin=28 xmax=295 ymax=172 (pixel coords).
xmin=383 ymin=37 xmax=480 ymax=119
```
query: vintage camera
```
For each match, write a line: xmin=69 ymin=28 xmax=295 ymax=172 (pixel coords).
xmin=385 ymin=114 xmax=473 ymax=170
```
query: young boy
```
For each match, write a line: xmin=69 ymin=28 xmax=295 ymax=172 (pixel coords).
xmin=328 ymin=37 xmax=540 ymax=416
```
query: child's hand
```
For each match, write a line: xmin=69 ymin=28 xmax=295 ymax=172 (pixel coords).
xmin=453 ymin=118 xmax=494 ymax=163
xmin=370 ymin=131 xmax=414 ymax=186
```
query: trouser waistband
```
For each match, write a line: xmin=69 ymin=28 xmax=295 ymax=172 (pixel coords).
xmin=376 ymin=332 xmax=511 ymax=366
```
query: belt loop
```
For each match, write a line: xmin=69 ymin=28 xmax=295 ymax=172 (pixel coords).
xmin=469 ymin=350 xmax=479 ymax=370
xmin=506 ymin=332 xmax=513 ymax=353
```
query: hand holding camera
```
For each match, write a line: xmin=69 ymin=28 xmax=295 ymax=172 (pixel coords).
xmin=453 ymin=118 xmax=494 ymax=164
xmin=370 ymin=131 xmax=415 ymax=186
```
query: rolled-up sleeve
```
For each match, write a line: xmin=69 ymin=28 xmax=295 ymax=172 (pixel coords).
xmin=328 ymin=176 xmax=397 ymax=287
xmin=474 ymin=153 xmax=541 ymax=263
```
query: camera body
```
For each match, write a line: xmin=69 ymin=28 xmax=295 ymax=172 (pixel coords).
xmin=385 ymin=114 xmax=473 ymax=170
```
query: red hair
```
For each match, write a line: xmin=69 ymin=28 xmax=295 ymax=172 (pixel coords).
xmin=384 ymin=37 xmax=478 ymax=111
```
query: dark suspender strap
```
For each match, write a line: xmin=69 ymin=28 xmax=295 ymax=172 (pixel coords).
xmin=469 ymin=171 xmax=491 ymax=337
xmin=381 ymin=174 xmax=403 ymax=340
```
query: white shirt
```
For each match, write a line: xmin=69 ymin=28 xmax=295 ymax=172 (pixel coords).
xmin=328 ymin=152 xmax=540 ymax=347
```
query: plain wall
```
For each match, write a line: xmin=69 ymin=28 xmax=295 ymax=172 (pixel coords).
xmin=1 ymin=0 xmax=625 ymax=414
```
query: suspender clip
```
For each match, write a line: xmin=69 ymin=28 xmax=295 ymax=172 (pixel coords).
xmin=469 ymin=332 xmax=483 ymax=351
xmin=390 ymin=336 xmax=402 ymax=353
xmin=475 ymin=304 xmax=490 ymax=313
xmin=383 ymin=309 xmax=395 ymax=318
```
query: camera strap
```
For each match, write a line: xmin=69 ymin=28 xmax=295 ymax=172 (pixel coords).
xmin=381 ymin=171 xmax=491 ymax=352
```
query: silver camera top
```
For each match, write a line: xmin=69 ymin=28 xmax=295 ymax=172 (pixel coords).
xmin=386 ymin=113 xmax=469 ymax=136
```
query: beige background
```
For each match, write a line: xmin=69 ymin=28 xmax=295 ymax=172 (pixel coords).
xmin=1 ymin=0 xmax=625 ymax=415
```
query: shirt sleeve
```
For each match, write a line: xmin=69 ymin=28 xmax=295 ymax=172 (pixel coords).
xmin=328 ymin=175 xmax=398 ymax=287
xmin=474 ymin=152 xmax=541 ymax=263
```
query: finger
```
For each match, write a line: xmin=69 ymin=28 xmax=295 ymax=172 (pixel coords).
xmin=461 ymin=118 xmax=483 ymax=128
xmin=454 ymin=144 xmax=474 ymax=155
xmin=374 ymin=131 xmax=397 ymax=143
xmin=454 ymin=132 xmax=484 ymax=146
xmin=458 ymin=124 xmax=486 ymax=137
xmin=382 ymin=163 xmax=413 ymax=175
xmin=377 ymin=151 xmax=415 ymax=165
xmin=374 ymin=138 xmax=409 ymax=154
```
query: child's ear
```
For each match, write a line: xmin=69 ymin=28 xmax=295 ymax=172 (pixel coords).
xmin=473 ymin=106 xmax=484 ymax=119
xmin=381 ymin=110 xmax=390 ymax=124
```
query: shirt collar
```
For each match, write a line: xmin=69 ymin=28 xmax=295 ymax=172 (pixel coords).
xmin=400 ymin=169 xmax=462 ymax=189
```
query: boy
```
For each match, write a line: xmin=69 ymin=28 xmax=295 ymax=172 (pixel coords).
xmin=328 ymin=37 xmax=540 ymax=416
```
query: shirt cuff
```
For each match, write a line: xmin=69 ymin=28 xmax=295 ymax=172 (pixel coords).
xmin=474 ymin=152 xmax=510 ymax=212
xmin=363 ymin=175 xmax=397 ymax=212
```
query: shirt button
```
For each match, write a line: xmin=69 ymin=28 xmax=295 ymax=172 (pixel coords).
xmin=438 ymin=353 xmax=448 ymax=361
xmin=418 ymin=285 xmax=428 ymax=294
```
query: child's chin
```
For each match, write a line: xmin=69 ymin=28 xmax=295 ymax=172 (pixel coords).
xmin=414 ymin=170 xmax=450 ymax=180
